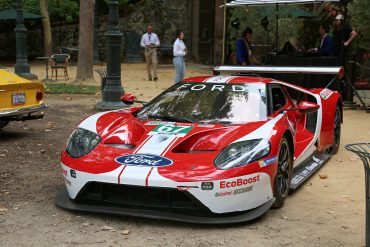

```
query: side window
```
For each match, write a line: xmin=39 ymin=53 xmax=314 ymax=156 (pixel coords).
xmin=286 ymin=87 xmax=305 ymax=106
xmin=270 ymin=87 xmax=286 ymax=112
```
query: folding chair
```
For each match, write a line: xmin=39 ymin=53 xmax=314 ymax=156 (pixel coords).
xmin=51 ymin=54 xmax=70 ymax=80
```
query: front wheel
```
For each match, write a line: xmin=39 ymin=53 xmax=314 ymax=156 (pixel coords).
xmin=0 ymin=120 xmax=9 ymax=129
xmin=272 ymin=137 xmax=292 ymax=209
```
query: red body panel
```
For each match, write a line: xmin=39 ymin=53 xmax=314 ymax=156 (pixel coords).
xmin=61 ymin=75 xmax=341 ymax=185
xmin=310 ymin=88 xmax=342 ymax=152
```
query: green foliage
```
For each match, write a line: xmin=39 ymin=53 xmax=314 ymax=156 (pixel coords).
xmin=0 ymin=0 xmax=40 ymax=13
xmin=349 ymin=0 xmax=370 ymax=48
xmin=48 ymin=0 xmax=79 ymax=23
xmin=0 ymin=0 xmax=79 ymax=23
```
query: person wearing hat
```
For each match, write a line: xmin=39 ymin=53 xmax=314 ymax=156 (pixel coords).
xmin=332 ymin=14 xmax=357 ymax=59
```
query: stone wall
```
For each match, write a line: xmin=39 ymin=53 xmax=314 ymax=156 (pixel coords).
xmin=0 ymin=0 xmax=192 ymax=63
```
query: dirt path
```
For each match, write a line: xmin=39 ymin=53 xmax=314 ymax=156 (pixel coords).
xmin=0 ymin=91 xmax=369 ymax=246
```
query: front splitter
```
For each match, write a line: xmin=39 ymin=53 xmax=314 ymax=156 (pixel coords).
xmin=55 ymin=187 xmax=274 ymax=224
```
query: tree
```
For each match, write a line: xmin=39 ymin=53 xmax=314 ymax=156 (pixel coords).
xmin=75 ymin=0 xmax=95 ymax=82
xmin=39 ymin=0 xmax=52 ymax=57
xmin=349 ymin=0 xmax=370 ymax=47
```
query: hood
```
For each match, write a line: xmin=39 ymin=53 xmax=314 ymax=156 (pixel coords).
xmin=64 ymin=110 xmax=270 ymax=181
xmin=93 ymin=111 xmax=266 ymax=153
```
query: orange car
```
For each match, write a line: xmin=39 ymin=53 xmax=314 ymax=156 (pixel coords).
xmin=0 ymin=67 xmax=47 ymax=129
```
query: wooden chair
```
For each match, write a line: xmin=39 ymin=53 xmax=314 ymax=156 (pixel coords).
xmin=50 ymin=54 xmax=70 ymax=80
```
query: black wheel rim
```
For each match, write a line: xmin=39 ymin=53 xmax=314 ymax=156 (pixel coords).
xmin=277 ymin=142 xmax=290 ymax=198
xmin=334 ymin=109 xmax=341 ymax=146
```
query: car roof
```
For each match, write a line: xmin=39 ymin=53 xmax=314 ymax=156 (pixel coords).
xmin=182 ymin=75 xmax=274 ymax=84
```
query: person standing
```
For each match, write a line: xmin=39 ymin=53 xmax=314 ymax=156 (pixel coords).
xmin=317 ymin=23 xmax=334 ymax=56
xmin=173 ymin=30 xmax=187 ymax=84
xmin=332 ymin=14 xmax=357 ymax=62
xmin=140 ymin=25 xmax=160 ymax=81
xmin=236 ymin=27 xmax=254 ymax=65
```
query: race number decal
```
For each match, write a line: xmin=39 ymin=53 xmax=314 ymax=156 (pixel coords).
xmin=320 ymin=89 xmax=333 ymax=100
xmin=150 ymin=125 xmax=193 ymax=137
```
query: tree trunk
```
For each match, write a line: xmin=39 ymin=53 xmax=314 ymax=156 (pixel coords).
xmin=39 ymin=0 xmax=52 ymax=57
xmin=76 ymin=0 xmax=95 ymax=81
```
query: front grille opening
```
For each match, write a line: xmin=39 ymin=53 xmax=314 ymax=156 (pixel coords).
xmin=76 ymin=182 xmax=211 ymax=217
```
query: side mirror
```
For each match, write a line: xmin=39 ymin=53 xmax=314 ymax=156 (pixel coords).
xmin=121 ymin=94 xmax=136 ymax=105
xmin=120 ymin=94 xmax=148 ymax=105
xmin=297 ymin=101 xmax=320 ymax=114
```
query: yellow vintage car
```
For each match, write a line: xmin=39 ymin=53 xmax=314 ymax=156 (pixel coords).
xmin=0 ymin=67 xmax=47 ymax=129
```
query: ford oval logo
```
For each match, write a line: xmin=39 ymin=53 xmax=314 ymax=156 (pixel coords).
xmin=115 ymin=154 xmax=173 ymax=167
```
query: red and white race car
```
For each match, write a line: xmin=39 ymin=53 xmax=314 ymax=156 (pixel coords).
xmin=56 ymin=66 xmax=343 ymax=224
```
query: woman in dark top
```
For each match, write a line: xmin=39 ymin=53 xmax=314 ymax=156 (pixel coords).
xmin=236 ymin=27 xmax=253 ymax=65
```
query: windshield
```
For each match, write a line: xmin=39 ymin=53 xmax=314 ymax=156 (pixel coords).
xmin=136 ymin=83 xmax=268 ymax=124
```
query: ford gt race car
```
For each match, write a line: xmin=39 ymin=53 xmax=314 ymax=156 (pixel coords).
xmin=56 ymin=66 xmax=343 ymax=224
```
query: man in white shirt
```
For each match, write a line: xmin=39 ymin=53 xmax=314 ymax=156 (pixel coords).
xmin=140 ymin=25 xmax=160 ymax=81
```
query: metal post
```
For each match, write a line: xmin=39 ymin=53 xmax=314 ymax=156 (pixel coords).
xmin=275 ymin=3 xmax=279 ymax=65
xmin=14 ymin=0 xmax=37 ymax=80
xmin=275 ymin=4 xmax=278 ymax=52
xmin=93 ymin=1 xmax=101 ymax=65
xmin=95 ymin=0 xmax=127 ymax=110
xmin=345 ymin=143 xmax=370 ymax=247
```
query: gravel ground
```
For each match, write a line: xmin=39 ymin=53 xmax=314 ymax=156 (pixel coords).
xmin=0 ymin=93 xmax=369 ymax=247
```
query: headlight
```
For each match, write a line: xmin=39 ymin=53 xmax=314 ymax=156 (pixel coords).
xmin=214 ymin=139 xmax=270 ymax=169
xmin=66 ymin=128 xmax=101 ymax=158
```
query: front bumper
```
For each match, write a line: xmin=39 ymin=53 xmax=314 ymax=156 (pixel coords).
xmin=58 ymin=161 xmax=275 ymax=223
xmin=0 ymin=104 xmax=47 ymax=120
xmin=55 ymin=186 xmax=274 ymax=224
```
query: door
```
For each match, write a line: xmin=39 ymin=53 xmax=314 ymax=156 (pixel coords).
xmin=198 ymin=0 xmax=214 ymax=64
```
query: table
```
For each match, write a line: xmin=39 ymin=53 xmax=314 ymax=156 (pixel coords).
xmin=36 ymin=56 xmax=52 ymax=82
xmin=59 ymin=47 xmax=79 ymax=63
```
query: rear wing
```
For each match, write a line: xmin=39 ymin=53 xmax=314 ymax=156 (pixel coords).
xmin=213 ymin=66 xmax=344 ymax=77
xmin=221 ymin=0 xmax=339 ymax=7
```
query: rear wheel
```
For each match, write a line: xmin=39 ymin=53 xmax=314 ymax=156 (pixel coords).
xmin=272 ymin=137 xmax=292 ymax=209
xmin=332 ymin=106 xmax=341 ymax=154
xmin=0 ymin=120 xmax=9 ymax=129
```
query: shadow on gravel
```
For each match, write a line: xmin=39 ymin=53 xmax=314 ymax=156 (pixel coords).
xmin=52 ymin=198 xmax=269 ymax=230
xmin=0 ymin=130 xmax=31 ymax=141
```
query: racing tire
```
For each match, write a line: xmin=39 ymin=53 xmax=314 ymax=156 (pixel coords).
xmin=332 ymin=106 xmax=341 ymax=154
xmin=272 ymin=137 xmax=293 ymax=209
xmin=0 ymin=120 xmax=8 ymax=129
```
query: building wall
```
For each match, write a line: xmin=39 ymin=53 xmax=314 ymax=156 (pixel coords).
xmin=191 ymin=0 xmax=225 ymax=65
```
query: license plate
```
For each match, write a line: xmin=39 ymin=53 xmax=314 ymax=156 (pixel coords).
xmin=12 ymin=93 xmax=26 ymax=105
